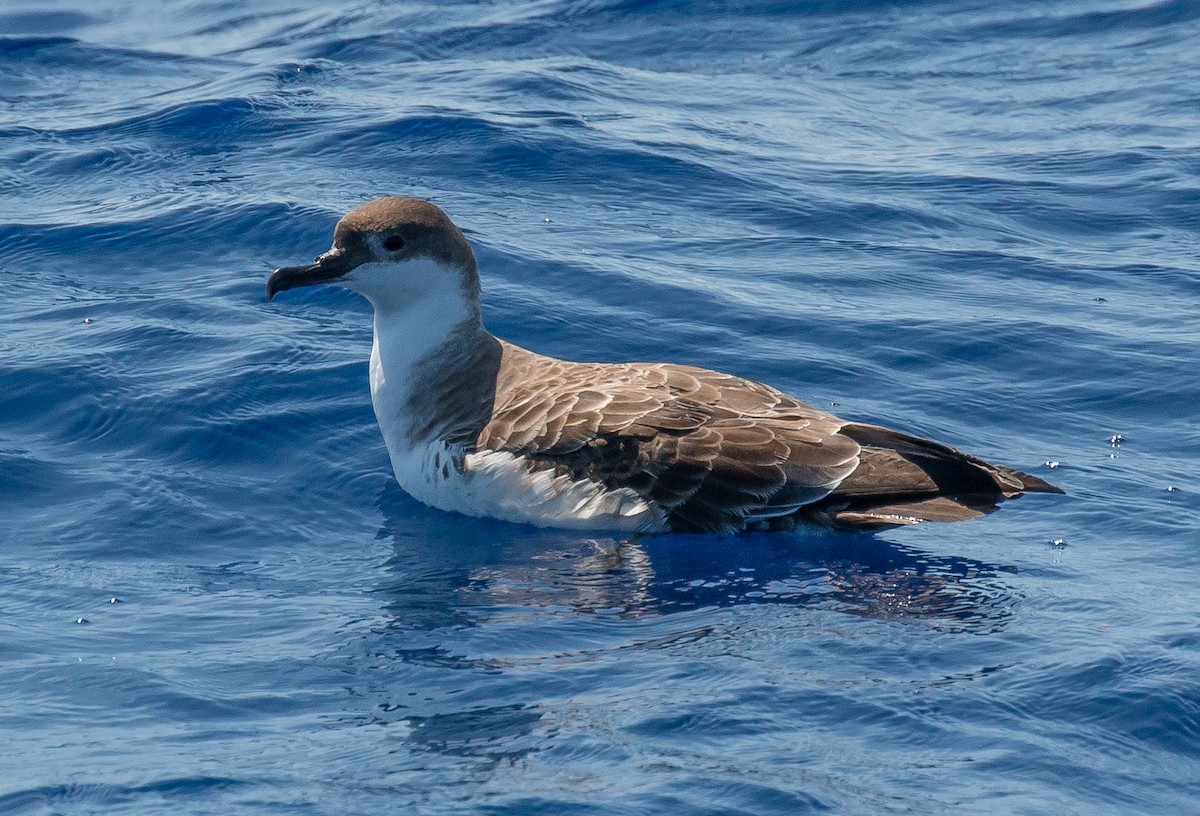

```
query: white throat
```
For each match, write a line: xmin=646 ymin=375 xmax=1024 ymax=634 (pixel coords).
xmin=358 ymin=261 xmax=478 ymax=458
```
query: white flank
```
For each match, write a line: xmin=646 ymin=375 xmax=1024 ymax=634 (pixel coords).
xmin=391 ymin=441 xmax=666 ymax=532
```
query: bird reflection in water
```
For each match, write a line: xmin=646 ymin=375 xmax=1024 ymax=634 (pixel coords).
xmin=464 ymin=535 xmax=1015 ymax=633
xmin=359 ymin=484 xmax=1021 ymax=769
xmin=373 ymin=484 xmax=1018 ymax=635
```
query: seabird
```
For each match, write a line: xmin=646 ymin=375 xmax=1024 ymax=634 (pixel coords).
xmin=267 ymin=197 xmax=1061 ymax=533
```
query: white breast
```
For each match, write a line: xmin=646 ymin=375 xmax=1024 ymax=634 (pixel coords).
xmin=387 ymin=440 xmax=667 ymax=532
xmin=364 ymin=294 xmax=665 ymax=532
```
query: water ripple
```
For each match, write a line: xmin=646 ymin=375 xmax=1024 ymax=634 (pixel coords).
xmin=3 ymin=0 xmax=1200 ymax=813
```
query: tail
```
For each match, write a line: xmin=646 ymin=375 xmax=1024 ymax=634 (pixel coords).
xmin=803 ymin=422 xmax=1062 ymax=529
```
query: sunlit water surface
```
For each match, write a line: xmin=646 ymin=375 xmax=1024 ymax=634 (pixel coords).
xmin=2 ymin=1 xmax=1199 ymax=813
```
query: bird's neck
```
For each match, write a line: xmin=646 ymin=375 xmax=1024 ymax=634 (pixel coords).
xmin=368 ymin=291 xmax=501 ymax=456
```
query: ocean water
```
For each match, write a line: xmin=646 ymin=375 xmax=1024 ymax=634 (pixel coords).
xmin=3 ymin=0 xmax=1199 ymax=813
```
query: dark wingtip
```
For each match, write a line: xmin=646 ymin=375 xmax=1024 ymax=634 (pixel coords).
xmin=1012 ymin=469 xmax=1065 ymax=494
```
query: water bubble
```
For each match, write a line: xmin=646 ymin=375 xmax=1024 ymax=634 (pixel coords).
xmin=1109 ymin=434 xmax=1125 ymax=446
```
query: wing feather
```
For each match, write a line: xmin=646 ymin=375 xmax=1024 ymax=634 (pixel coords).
xmin=478 ymin=344 xmax=860 ymax=532
xmin=476 ymin=343 xmax=1057 ymax=533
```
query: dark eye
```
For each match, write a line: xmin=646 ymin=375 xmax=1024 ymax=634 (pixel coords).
xmin=383 ymin=235 xmax=406 ymax=252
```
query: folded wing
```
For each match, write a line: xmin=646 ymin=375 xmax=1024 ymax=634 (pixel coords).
xmin=478 ymin=343 xmax=1059 ymax=533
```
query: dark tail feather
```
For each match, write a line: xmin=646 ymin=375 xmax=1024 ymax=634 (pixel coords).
xmin=999 ymin=467 xmax=1064 ymax=494
xmin=803 ymin=422 xmax=1062 ymax=529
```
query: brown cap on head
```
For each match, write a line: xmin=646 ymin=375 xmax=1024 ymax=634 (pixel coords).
xmin=333 ymin=197 xmax=477 ymax=273
xmin=267 ymin=196 xmax=478 ymax=300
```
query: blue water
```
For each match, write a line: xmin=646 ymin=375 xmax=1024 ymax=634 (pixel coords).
xmin=3 ymin=1 xmax=1199 ymax=813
